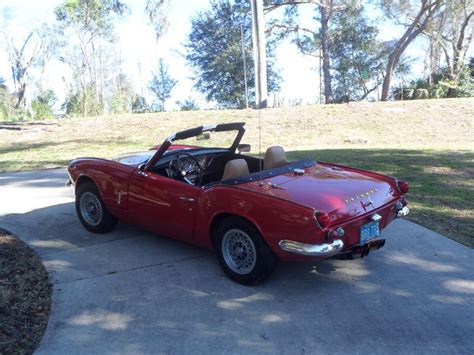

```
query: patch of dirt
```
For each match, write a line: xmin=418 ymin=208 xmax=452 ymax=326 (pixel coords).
xmin=0 ymin=229 xmax=52 ymax=354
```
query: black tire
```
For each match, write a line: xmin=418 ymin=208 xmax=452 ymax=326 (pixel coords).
xmin=214 ymin=216 xmax=277 ymax=285
xmin=75 ymin=181 xmax=118 ymax=233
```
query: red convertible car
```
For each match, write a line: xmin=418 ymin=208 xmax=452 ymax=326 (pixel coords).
xmin=67 ymin=122 xmax=409 ymax=285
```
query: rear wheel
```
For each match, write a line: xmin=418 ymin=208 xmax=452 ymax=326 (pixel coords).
xmin=75 ymin=181 xmax=117 ymax=233
xmin=215 ymin=217 xmax=277 ymax=285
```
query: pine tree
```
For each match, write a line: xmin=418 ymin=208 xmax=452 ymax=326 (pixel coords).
xmin=148 ymin=59 xmax=177 ymax=112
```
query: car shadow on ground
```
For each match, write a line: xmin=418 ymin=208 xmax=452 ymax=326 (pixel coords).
xmin=1 ymin=200 xmax=473 ymax=353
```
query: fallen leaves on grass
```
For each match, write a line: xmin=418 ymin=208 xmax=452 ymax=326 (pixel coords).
xmin=0 ymin=229 xmax=52 ymax=354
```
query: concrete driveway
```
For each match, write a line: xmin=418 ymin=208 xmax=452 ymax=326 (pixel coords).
xmin=0 ymin=169 xmax=473 ymax=354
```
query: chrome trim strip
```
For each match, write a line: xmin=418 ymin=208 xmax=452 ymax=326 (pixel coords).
xmin=313 ymin=209 xmax=323 ymax=229
xmin=166 ymin=133 xmax=176 ymax=143
xmin=279 ymin=239 xmax=344 ymax=257
xmin=179 ymin=196 xmax=195 ymax=202
xmin=397 ymin=206 xmax=409 ymax=218
xmin=371 ymin=213 xmax=382 ymax=222
xmin=202 ymin=124 xmax=217 ymax=131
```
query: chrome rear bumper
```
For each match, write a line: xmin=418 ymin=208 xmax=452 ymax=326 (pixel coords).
xmin=279 ymin=239 xmax=344 ymax=257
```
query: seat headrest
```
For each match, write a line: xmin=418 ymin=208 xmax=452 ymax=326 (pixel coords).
xmin=221 ymin=159 xmax=250 ymax=181
xmin=264 ymin=146 xmax=288 ymax=170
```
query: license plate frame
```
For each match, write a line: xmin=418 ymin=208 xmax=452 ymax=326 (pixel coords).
xmin=360 ymin=221 xmax=381 ymax=245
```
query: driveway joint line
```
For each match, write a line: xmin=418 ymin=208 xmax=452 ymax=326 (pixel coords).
xmin=38 ymin=234 xmax=139 ymax=257
xmin=53 ymin=254 xmax=210 ymax=285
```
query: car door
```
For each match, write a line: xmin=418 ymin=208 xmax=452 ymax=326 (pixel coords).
xmin=128 ymin=169 xmax=200 ymax=242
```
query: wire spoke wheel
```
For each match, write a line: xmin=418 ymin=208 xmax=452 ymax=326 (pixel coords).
xmin=79 ymin=191 xmax=103 ymax=227
xmin=221 ymin=228 xmax=257 ymax=275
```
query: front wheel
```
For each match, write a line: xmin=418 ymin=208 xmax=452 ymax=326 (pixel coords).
xmin=75 ymin=181 xmax=117 ymax=233
xmin=215 ymin=217 xmax=277 ymax=285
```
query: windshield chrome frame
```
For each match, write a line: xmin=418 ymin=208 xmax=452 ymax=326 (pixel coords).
xmin=144 ymin=122 xmax=246 ymax=172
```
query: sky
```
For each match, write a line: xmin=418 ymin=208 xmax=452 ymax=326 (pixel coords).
xmin=0 ymin=0 xmax=430 ymax=111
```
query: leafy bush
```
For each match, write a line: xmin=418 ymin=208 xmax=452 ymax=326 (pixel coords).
xmin=176 ymin=99 xmax=199 ymax=111
xmin=392 ymin=62 xmax=474 ymax=100
xmin=109 ymin=94 xmax=131 ymax=114
xmin=63 ymin=86 xmax=103 ymax=117
xmin=131 ymin=95 xmax=149 ymax=113
xmin=0 ymin=79 xmax=30 ymax=121
xmin=31 ymin=90 xmax=57 ymax=119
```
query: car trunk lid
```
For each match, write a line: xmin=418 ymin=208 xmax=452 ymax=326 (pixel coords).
xmin=239 ymin=163 xmax=398 ymax=226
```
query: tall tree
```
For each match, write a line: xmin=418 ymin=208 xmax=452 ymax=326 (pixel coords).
xmin=379 ymin=0 xmax=442 ymax=100
xmin=109 ymin=73 xmax=134 ymax=113
xmin=145 ymin=0 xmax=170 ymax=40
xmin=55 ymin=0 xmax=127 ymax=116
xmin=266 ymin=0 xmax=349 ymax=104
xmin=423 ymin=0 xmax=474 ymax=96
xmin=148 ymin=58 xmax=177 ymax=112
xmin=0 ymin=11 xmax=48 ymax=109
xmin=185 ymin=0 xmax=280 ymax=108
xmin=330 ymin=5 xmax=385 ymax=101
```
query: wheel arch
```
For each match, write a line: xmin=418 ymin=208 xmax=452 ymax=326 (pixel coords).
xmin=75 ymin=175 xmax=99 ymax=194
xmin=209 ymin=212 xmax=265 ymax=248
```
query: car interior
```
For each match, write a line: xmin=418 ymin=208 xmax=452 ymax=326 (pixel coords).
xmin=150 ymin=145 xmax=289 ymax=187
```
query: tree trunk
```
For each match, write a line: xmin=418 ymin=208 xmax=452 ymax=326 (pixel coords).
xmin=381 ymin=0 xmax=441 ymax=101
xmin=447 ymin=44 xmax=459 ymax=97
xmin=320 ymin=3 xmax=333 ymax=104
xmin=15 ymin=83 xmax=26 ymax=109
xmin=447 ymin=10 xmax=474 ymax=97
xmin=98 ymin=39 xmax=104 ymax=109
xmin=82 ymin=61 xmax=87 ymax=117
xmin=381 ymin=54 xmax=397 ymax=101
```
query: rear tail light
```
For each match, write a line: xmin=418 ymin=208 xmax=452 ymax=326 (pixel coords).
xmin=326 ymin=227 xmax=344 ymax=242
xmin=327 ymin=227 xmax=344 ymax=238
xmin=314 ymin=211 xmax=331 ymax=229
xmin=396 ymin=180 xmax=409 ymax=194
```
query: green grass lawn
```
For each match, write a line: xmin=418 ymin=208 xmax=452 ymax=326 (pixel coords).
xmin=0 ymin=98 xmax=473 ymax=247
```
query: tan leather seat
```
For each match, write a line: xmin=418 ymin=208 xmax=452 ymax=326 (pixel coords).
xmin=264 ymin=146 xmax=288 ymax=170
xmin=221 ymin=159 xmax=250 ymax=181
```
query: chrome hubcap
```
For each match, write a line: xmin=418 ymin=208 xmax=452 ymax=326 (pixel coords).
xmin=80 ymin=192 xmax=103 ymax=226
xmin=222 ymin=229 xmax=256 ymax=275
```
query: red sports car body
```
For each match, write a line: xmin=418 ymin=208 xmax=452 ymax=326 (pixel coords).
xmin=68 ymin=122 xmax=409 ymax=284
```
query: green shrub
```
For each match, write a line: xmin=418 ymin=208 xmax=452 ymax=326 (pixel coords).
xmin=31 ymin=90 xmax=57 ymax=119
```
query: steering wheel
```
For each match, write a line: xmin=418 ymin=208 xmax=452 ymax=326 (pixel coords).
xmin=168 ymin=153 xmax=203 ymax=186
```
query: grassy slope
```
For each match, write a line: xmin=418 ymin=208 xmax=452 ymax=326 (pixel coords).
xmin=1 ymin=98 xmax=473 ymax=246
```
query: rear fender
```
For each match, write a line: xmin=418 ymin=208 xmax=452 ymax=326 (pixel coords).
xmin=193 ymin=186 xmax=320 ymax=257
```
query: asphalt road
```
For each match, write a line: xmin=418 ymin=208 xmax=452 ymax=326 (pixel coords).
xmin=0 ymin=169 xmax=473 ymax=355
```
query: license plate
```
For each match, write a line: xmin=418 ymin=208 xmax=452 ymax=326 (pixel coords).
xmin=360 ymin=221 xmax=380 ymax=245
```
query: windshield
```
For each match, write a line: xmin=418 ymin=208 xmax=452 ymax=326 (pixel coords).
xmin=175 ymin=130 xmax=239 ymax=149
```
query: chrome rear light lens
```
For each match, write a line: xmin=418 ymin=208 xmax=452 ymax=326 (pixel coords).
xmin=327 ymin=227 xmax=344 ymax=241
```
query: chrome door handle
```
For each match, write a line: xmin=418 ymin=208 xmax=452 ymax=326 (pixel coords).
xmin=179 ymin=196 xmax=195 ymax=202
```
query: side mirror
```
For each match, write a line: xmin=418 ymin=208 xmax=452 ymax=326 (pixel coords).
xmin=137 ymin=163 xmax=147 ymax=176
xmin=237 ymin=144 xmax=251 ymax=153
